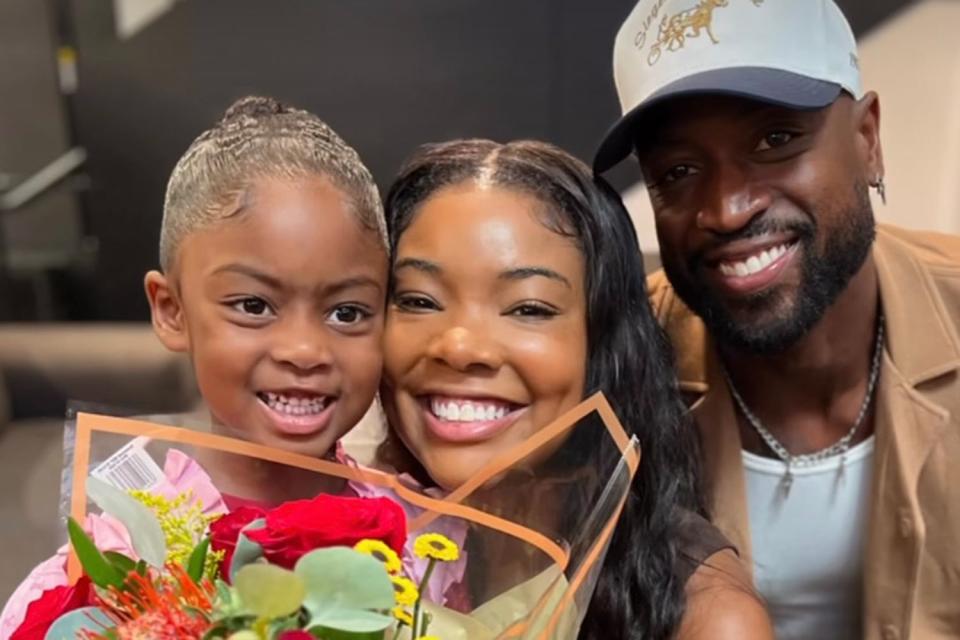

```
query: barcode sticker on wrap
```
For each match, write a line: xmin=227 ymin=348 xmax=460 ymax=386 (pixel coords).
xmin=91 ymin=439 xmax=164 ymax=492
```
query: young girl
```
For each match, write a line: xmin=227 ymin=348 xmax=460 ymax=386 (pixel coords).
xmin=378 ymin=139 xmax=774 ymax=639
xmin=143 ymin=95 xmax=388 ymax=503
xmin=0 ymin=97 xmax=389 ymax=638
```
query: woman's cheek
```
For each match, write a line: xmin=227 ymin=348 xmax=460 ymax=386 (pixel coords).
xmin=511 ymin=329 xmax=585 ymax=396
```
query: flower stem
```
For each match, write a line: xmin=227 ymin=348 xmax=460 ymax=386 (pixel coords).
xmin=412 ymin=558 xmax=437 ymax=637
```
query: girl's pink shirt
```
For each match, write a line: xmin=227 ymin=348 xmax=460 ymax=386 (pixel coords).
xmin=0 ymin=449 xmax=226 ymax=640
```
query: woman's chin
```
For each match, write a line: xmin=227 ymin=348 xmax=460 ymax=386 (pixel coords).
xmin=419 ymin=456 xmax=481 ymax=492
xmin=420 ymin=451 xmax=514 ymax=493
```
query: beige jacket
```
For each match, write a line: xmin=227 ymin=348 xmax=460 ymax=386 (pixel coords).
xmin=648 ymin=225 xmax=960 ymax=640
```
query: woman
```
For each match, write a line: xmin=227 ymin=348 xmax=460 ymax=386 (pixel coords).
xmin=379 ymin=139 xmax=772 ymax=639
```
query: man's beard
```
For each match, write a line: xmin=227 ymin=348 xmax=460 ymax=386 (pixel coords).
xmin=663 ymin=183 xmax=876 ymax=355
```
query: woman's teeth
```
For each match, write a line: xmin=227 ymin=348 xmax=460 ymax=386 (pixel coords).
xmin=430 ymin=398 xmax=511 ymax=422
xmin=718 ymin=242 xmax=792 ymax=277
xmin=260 ymin=392 xmax=327 ymax=415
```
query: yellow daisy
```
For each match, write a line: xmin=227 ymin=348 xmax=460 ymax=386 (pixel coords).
xmin=354 ymin=539 xmax=403 ymax=574
xmin=413 ymin=533 xmax=460 ymax=562
xmin=392 ymin=605 xmax=413 ymax=626
xmin=390 ymin=575 xmax=420 ymax=607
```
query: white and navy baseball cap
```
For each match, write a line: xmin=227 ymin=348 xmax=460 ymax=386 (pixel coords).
xmin=594 ymin=0 xmax=862 ymax=172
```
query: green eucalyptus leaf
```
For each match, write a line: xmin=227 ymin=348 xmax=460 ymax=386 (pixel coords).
xmin=307 ymin=610 xmax=394 ymax=634
xmin=295 ymin=547 xmax=394 ymax=633
xmin=44 ymin=606 xmax=113 ymax=639
xmin=229 ymin=518 xmax=266 ymax=581
xmin=187 ymin=536 xmax=211 ymax=582
xmin=86 ymin=476 xmax=166 ymax=568
xmin=66 ymin=517 xmax=124 ymax=589
xmin=234 ymin=564 xmax=305 ymax=619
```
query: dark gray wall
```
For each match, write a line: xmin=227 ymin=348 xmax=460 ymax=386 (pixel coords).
xmin=62 ymin=0 xmax=916 ymax=320
xmin=70 ymin=0 xmax=638 ymax=319
xmin=0 ymin=0 xmax=83 ymax=320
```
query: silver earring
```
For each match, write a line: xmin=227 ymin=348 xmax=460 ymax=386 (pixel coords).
xmin=873 ymin=176 xmax=887 ymax=205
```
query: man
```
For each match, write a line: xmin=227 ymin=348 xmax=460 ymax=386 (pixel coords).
xmin=595 ymin=1 xmax=960 ymax=639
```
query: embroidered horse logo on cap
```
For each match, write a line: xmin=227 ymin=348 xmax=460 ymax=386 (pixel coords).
xmin=647 ymin=0 xmax=763 ymax=66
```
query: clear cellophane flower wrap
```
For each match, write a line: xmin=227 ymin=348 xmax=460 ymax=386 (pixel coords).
xmin=58 ymin=392 xmax=639 ymax=640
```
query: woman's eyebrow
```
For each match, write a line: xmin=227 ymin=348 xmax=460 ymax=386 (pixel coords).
xmin=394 ymin=257 xmax=441 ymax=274
xmin=499 ymin=266 xmax=571 ymax=289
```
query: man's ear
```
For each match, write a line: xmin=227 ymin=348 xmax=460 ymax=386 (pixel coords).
xmin=144 ymin=270 xmax=189 ymax=352
xmin=854 ymin=91 xmax=884 ymax=183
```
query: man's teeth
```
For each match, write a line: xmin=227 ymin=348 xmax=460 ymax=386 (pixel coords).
xmin=261 ymin=392 xmax=327 ymax=415
xmin=719 ymin=243 xmax=791 ymax=277
xmin=429 ymin=398 xmax=511 ymax=422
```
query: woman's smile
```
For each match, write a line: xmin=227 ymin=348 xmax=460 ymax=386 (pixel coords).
xmin=420 ymin=394 xmax=529 ymax=443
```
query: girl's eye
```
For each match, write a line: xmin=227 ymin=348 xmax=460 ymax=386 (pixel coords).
xmin=755 ymin=131 xmax=795 ymax=152
xmin=394 ymin=294 xmax=441 ymax=313
xmin=327 ymin=304 xmax=371 ymax=326
xmin=230 ymin=297 xmax=273 ymax=318
xmin=506 ymin=302 xmax=558 ymax=319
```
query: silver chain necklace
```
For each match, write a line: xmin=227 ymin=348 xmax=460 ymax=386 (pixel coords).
xmin=722 ymin=315 xmax=884 ymax=498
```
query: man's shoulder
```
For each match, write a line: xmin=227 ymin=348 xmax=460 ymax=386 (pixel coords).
xmin=878 ymin=224 xmax=960 ymax=272
xmin=645 ymin=269 xmax=674 ymax=315
xmin=878 ymin=225 xmax=960 ymax=316
xmin=645 ymin=269 xmax=711 ymax=386
xmin=645 ymin=269 xmax=693 ymax=327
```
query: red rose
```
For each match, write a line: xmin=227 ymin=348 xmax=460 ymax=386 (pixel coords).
xmin=246 ymin=495 xmax=407 ymax=569
xmin=209 ymin=505 xmax=268 ymax=571
xmin=10 ymin=577 xmax=92 ymax=640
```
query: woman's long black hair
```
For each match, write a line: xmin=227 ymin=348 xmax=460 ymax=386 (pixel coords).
xmin=383 ymin=139 xmax=705 ymax=639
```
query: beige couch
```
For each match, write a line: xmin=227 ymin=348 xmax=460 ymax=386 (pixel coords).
xmin=0 ymin=323 xmax=198 ymax=605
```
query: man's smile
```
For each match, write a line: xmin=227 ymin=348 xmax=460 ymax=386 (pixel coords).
xmin=700 ymin=235 xmax=801 ymax=298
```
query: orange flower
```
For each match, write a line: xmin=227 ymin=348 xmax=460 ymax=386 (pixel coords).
xmin=85 ymin=565 xmax=215 ymax=640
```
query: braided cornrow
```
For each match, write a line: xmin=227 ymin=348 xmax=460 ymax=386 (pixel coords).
xmin=160 ymin=96 xmax=385 ymax=271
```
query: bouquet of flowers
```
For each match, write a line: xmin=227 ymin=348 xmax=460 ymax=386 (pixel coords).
xmin=2 ymin=393 xmax=638 ymax=640
xmin=40 ymin=488 xmax=458 ymax=639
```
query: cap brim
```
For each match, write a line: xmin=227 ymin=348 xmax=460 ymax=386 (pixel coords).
xmin=593 ymin=67 xmax=843 ymax=173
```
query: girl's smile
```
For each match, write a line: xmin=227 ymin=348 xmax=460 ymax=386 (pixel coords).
xmin=255 ymin=390 xmax=338 ymax=437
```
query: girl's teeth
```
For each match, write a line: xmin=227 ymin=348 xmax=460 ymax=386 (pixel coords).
xmin=261 ymin=393 xmax=327 ymax=415
xmin=429 ymin=398 xmax=511 ymax=423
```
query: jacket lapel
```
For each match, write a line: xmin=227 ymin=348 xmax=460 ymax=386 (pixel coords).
xmin=861 ymin=229 xmax=957 ymax=636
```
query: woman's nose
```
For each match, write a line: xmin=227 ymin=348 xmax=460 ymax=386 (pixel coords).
xmin=426 ymin=325 xmax=504 ymax=372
